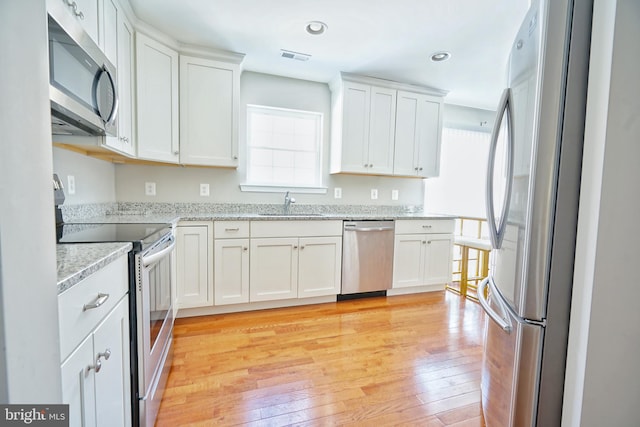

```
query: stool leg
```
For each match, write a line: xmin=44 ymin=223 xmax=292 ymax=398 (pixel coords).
xmin=481 ymin=249 xmax=490 ymax=299
xmin=460 ymin=246 xmax=469 ymax=298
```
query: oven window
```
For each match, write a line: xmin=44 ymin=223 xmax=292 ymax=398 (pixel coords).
xmin=148 ymin=255 xmax=172 ymax=352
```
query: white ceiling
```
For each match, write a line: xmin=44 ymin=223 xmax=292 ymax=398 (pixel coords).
xmin=129 ymin=0 xmax=529 ymax=110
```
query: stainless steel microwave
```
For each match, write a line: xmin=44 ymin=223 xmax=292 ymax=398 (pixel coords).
xmin=48 ymin=6 xmax=118 ymax=136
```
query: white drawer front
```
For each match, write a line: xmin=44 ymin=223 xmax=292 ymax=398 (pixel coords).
xmin=395 ymin=219 xmax=455 ymax=235
xmin=58 ymin=255 xmax=128 ymax=362
xmin=251 ymin=220 xmax=343 ymax=238
xmin=214 ymin=221 xmax=250 ymax=238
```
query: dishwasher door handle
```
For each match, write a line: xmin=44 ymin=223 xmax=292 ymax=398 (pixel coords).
xmin=346 ymin=226 xmax=394 ymax=232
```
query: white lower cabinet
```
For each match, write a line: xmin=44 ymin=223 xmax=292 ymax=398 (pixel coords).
xmin=297 ymin=236 xmax=342 ymax=298
xmin=176 ymin=222 xmax=213 ymax=308
xmin=214 ymin=238 xmax=249 ymax=305
xmin=393 ymin=220 xmax=454 ymax=289
xmin=249 ymin=235 xmax=342 ymax=302
xmin=59 ymin=255 xmax=131 ymax=427
xmin=250 ymin=237 xmax=299 ymax=301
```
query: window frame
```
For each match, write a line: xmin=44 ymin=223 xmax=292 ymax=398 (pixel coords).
xmin=241 ymin=104 xmax=326 ymax=194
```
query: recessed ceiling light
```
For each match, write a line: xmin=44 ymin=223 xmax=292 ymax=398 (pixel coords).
xmin=430 ymin=51 xmax=451 ymax=62
xmin=306 ymin=21 xmax=327 ymax=36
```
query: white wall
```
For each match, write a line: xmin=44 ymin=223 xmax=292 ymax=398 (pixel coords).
xmin=52 ymin=147 xmax=117 ymax=204
xmin=114 ymin=71 xmax=425 ymax=206
xmin=563 ymin=0 xmax=640 ymax=425
xmin=0 ymin=0 xmax=62 ymax=402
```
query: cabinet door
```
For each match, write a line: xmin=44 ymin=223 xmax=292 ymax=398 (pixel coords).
xmin=61 ymin=335 xmax=97 ymax=427
xmin=392 ymin=234 xmax=426 ymax=288
xmin=176 ymin=225 xmax=213 ymax=308
xmin=298 ymin=236 xmax=342 ymax=298
xmin=136 ymin=33 xmax=179 ymax=163
xmin=414 ymin=95 xmax=443 ymax=178
xmin=75 ymin=0 xmax=100 ymax=46
xmin=340 ymin=82 xmax=371 ymax=173
xmin=180 ymin=55 xmax=239 ymax=167
xmin=93 ymin=297 xmax=131 ymax=427
xmin=104 ymin=7 xmax=136 ymax=156
xmin=250 ymin=238 xmax=298 ymax=302
xmin=100 ymin=0 xmax=118 ymax=65
xmin=423 ymin=233 xmax=453 ymax=286
xmin=214 ymin=238 xmax=249 ymax=305
xmin=394 ymin=91 xmax=443 ymax=177
xmin=116 ymin=14 xmax=135 ymax=156
xmin=394 ymin=91 xmax=421 ymax=176
xmin=367 ymin=86 xmax=396 ymax=175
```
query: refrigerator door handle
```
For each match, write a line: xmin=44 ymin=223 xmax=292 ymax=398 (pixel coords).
xmin=485 ymin=88 xmax=514 ymax=250
xmin=478 ymin=277 xmax=513 ymax=333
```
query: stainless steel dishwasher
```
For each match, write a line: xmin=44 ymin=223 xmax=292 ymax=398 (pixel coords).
xmin=340 ymin=220 xmax=395 ymax=296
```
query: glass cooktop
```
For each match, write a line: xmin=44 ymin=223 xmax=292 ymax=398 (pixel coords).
xmin=58 ymin=223 xmax=172 ymax=251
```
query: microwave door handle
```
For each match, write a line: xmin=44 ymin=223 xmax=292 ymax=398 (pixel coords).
xmin=103 ymin=65 xmax=119 ymax=126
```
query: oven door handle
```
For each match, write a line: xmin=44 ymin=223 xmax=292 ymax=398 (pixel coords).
xmin=142 ymin=237 xmax=176 ymax=268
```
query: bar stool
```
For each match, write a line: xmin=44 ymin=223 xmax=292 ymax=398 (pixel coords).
xmin=448 ymin=236 xmax=492 ymax=301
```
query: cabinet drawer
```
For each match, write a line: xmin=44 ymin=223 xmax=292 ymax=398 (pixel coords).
xmin=58 ymin=255 xmax=128 ymax=362
xmin=395 ymin=219 xmax=455 ymax=235
xmin=214 ymin=221 xmax=249 ymax=238
xmin=251 ymin=220 xmax=343 ymax=238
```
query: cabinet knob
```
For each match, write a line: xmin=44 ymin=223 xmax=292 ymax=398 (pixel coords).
xmin=98 ymin=349 xmax=111 ymax=361
xmin=419 ymin=167 xmax=423 ymax=171
xmin=364 ymin=164 xmax=368 ymax=168
xmin=422 ymin=241 xmax=427 ymax=244
xmin=293 ymin=245 xmax=298 ymax=249
xmin=243 ymin=247 xmax=248 ymax=251
xmin=88 ymin=358 xmax=102 ymax=373
xmin=300 ymin=246 xmax=305 ymax=250
xmin=233 ymin=155 xmax=238 ymax=160
xmin=173 ymin=151 xmax=179 ymax=155
xmin=414 ymin=167 xmax=419 ymax=171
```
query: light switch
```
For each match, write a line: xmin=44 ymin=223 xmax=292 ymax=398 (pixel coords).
xmin=334 ymin=187 xmax=342 ymax=199
xmin=391 ymin=189 xmax=399 ymax=201
xmin=371 ymin=189 xmax=378 ymax=200
xmin=145 ymin=182 xmax=156 ymax=196
xmin=200 ymin=183 xmax=210 ymax=197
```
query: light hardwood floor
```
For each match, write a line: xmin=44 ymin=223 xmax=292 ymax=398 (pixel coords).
xmin=157 ymin=291 xmax=486 ymax=426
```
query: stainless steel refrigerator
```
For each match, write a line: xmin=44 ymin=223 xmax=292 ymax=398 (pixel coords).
xmin=478 ymin=0 xmax=593 ymax=425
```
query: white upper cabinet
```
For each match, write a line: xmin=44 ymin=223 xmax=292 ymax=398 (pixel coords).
xmin=48 ymin=0 xmax=100 ymax=45
xmin=331 ymin=72 xmax=445 ymax=177
xmin=393 ymin=91 xmax=444 ymax=177
xmin=136 ymin=32 xmax=180 ymax=163
xmin=330 ymin=80 xmax=396 ymax=175
xmin=102 ymin=0 xmax=135 ymax=157
xmin=179 ymin=55 xmax=240 ymax=167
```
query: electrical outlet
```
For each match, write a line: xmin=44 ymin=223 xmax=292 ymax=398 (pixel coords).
xmin=334 ymin=187 xmax=342 ymax=199
xmin=371 ymin=189 xmax=378 ymax=200
xmin=200 ymin=183 xmax=210 ymax=197
xmin=391 ymin=189 xmax=399 ymax=201
xmin=67 ymin=175 xmax=76 ymax=195
xmin=145 ymin=182 xmax=156 ymax=196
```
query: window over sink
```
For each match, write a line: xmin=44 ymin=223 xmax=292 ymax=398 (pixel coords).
xmin=242 ymin=105 xmax=325 ymax=193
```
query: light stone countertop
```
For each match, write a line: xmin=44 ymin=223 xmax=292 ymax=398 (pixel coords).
xmin=57 ymin=242 xmax=132 ymax=294
xmin=57 ymin=204 xmax=457 ymax=296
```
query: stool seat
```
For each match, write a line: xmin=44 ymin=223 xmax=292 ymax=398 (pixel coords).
xmin=454 ymin=236 xmax=492 ymax=251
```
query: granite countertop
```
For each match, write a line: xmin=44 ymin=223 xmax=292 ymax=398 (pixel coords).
xmin=57 ymin=242 xmax=132 ymax=294
xmin=83 ymin=212 xmax=457 ymax=222
xmin=56 ymin=204 xmax=456 ymax=294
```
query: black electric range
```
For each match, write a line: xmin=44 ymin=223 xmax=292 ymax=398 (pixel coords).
xmin=58 ymin=222 xmax=172 ymax=251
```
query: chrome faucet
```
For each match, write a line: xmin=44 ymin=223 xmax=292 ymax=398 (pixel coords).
xmin=284 ymin=191 xmax=295 ymax=214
